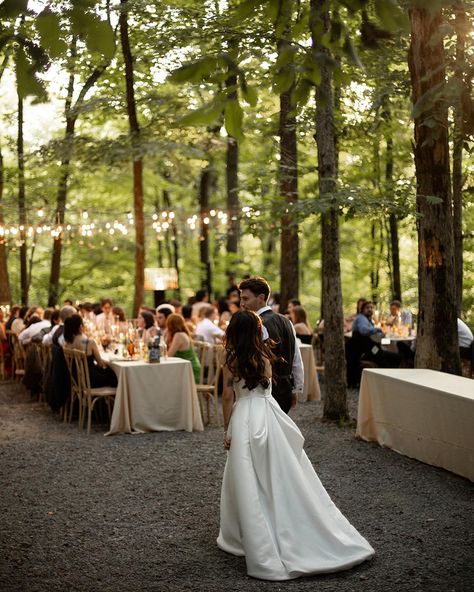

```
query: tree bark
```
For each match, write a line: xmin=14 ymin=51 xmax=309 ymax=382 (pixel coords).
xmin=311 ymin=0 xmax=347 ymax=420
xmin=0 ymin=52 xmax=11 ymax=304
xmin=120 ymin=0 xmax=145 ymax=317
xmin=276 ymin=1 xmax=299 ymax=314
xmin=385 ymin=132 xmax=401 ymax=301
xmin=0 ymin=142 xmax=11 ymax=304
xmin=408 ymin=7 xmax=461 ymax=374
xmin=225 ymin=64 xmax=240 ymax=261
xmin=17 ymin=92 xmax=28 ymax=305
xmin=452 ymin=2 xmax=466 ymax=316
xmin=199 ymin=166 xmax=212 ymax=297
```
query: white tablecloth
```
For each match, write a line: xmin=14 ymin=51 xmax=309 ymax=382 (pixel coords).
xmin=299 ymin=344 xmax=321 ymax=402
xmin=356 ymin=368 xmax=474 ymax=481
xmin=106 ymin=358 xmax=204 ymax=436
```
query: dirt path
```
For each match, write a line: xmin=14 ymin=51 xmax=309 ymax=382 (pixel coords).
xmin=0 ymin=380 xmax=472 ymax=592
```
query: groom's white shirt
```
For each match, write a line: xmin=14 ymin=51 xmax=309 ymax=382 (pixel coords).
xmin=257 ymin=306 xmax=304 ymax=394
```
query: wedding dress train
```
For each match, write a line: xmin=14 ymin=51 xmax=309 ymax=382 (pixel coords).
xmin=217 ymin=379 xmax=375 ymax=581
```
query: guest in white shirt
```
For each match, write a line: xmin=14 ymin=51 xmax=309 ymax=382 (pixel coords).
xmin=191 ymin=289 xmax=210 ymax=321
xmin=458 ymin=318 xmax=473 ymax=361
xmin=11 ymin=306 xmax=29 ymax=334
xmin=196 ymin=306 xmax=225 ymax=344
xmin=19 ymin=314 xmax=50 ymax=345
xmin=95 ymin=298 xmax=115 ymax=334
xmin=42 ymin=305 xmax=77 ymax=347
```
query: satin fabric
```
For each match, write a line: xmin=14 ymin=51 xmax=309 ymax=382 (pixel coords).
xmin=217 ymin=380 xmax=374 ymax=581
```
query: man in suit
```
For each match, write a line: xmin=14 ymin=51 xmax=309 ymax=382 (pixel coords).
xmin=239 ymin=277 xmax=304 ymax=413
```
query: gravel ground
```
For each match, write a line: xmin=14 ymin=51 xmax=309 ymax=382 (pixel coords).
xmin=0 ymin=379 xmax=472 ymax=592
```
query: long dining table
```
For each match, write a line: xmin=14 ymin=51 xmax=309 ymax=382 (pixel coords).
xmin=298 ymin=343 xmax=321 ymax=402
xmin=105 ymin=357 xmax=204 ymax=436
xmin=356 ymin=368 xmax=474 ymax=481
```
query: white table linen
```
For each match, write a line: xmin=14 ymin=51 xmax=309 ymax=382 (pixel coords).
xmin=298 ymin=344 xmax=321 ymax=402
xmin=356 ymin=368 xmax=474 ymax=481
xmin=106 ymin=358 xmax=203 ymax=436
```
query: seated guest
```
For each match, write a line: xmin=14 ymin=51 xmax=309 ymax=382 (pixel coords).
xmin=63 ymin=314 xmax=117 ymax=388
xmin=290 ymin=305 xmax=313 ymax=344
xmin=0 ymin=308 xmax=8 ymax=373
xmin=11 ymin=306 xmax=29 ymax=334
xmin=352 ymin=301 xmax=383 ymax=336
xmin=63 ymin=299 xmax=74 ymax=306
xmin=343 ymin=298 xmax=367 ymax=333
xmin=386 ymin=299 xmax=412 ymax=327
xmin=165 ymin=314 xmax=200 ymax=383
xmin=191 ymin=289 xmax=210 ymax=320
xmin=137 ymin=311 xmax=159 ymax=341
xmin=169 ymin=299 xmax=183 ymax=315
xmin=196 ymin=306 xmax=225 ymax=345
xmin=458 ymin=318 xmax=473 ymax=359
xmin=19 ymin=311 xmax=51 ymax=345
xmin=182 ymin=305 xmax=196 ymax=338
xmin=156 ymin=306 xmax=174 ymax=338
xmin=43 ymin=305 xmax=76 ymax=347
xmin=112 ymin=306 xmax=128 ymax=334
xmin=228 ymin=300 xmax=240 ymax=316
xmin=30 ymin=308 xmax=58 ymax=342
xmin=78 ymin=302 xmax=94 ymax=320
xmin=286 ymin=298 xmax=301 ymax=316
xmin=95 ymin=298 xmax=115 ymax=334
xmin=5 ymin=305 xmax=20 ymax=331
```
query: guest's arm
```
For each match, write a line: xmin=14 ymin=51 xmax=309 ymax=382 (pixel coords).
xmin=89 ymin=339 xmax=108 ymax=368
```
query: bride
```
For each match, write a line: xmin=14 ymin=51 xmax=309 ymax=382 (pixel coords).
xmin=217 ymin=310 xmax=374 ymax=581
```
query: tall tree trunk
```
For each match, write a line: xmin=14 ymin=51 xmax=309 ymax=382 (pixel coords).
xmin=17 ymin=92 xmax=28 ymax=305
xmin=408 ymin=7 xmax=460 ymax=374
xmin=311 ymin=0 xmax=347 ymax=420
xmin=452 ymin=2 xmax=466 ymax=316
xmin=0 ymin=143 xmax=11 ymax=304
xmin=120 ymin=0 xmax=145 ymax=317
xmin=385 ymin=132 xmax=401 ymax=301
xmin=0 ymin=52 xmax=11 ymax=304
xmin=225 ymin=62 xmax=240 ymax=261
xmin=162 ymin=186 xmax=181 ymax=298
xmin=276 ymin=1 xmax=299 ymax=314
xmin=199 ymin=167 xmax=212 ymax=297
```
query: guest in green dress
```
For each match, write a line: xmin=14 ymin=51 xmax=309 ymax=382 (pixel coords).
xmin=166 ymin=313 xmax=201 ymax=383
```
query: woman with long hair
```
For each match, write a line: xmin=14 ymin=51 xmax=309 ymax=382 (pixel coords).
xmin=165 ymin=314 xmax=200 ymax=383
xmin=289 ymin=305 xmax=313 ymax=344
xmin=218 ymin=309 xmax=374 ymax=581
xmin=63 ymin=314 xmax=117 ymax=388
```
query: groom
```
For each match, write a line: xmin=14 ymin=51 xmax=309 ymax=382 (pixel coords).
xmin=238 ymin=276 xmax=304 ymax=413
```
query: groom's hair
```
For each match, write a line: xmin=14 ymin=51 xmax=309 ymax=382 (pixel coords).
xmin=238 ymin=277 xmax=270 ymax=301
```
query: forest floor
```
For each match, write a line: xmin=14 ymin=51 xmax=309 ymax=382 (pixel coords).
xmin=0 ymin=379 xmax=472 ymax=592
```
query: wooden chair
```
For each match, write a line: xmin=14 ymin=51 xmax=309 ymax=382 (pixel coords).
xmin=72 ymin=349 xmax=116 ymax=435
xmin=195 ymin=344 xmax=224 ymax=426
xmin=63 ymin=347 xmax=83 ymax=426
xmin=0 ymin=342 xmax=5 ymax=380
xmin=7 ymin=331 xmax=25 ymax=381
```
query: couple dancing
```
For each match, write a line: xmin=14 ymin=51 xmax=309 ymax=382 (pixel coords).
xmin=217 ymin=277 xmax=374 ymax=581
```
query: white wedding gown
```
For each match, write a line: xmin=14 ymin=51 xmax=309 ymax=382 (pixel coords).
xmin=217 ymin=379 xmax=375 ymax=581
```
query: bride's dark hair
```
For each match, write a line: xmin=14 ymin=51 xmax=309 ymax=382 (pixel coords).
xmin=224 ymin=310 xmax=277 ymax=390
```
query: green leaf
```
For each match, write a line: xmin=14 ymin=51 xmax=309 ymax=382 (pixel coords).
xmin=0 ymin=0 xmax=27 ymax=19
xmin=169 ymin=56 xmax=219 ymax=84
xmin=15 ymin=45 xmax=47 ymax=100
xmin=343 ymin=35 xmax=363 ymax=69
xmin=275 ymin=44 xmax=297 ymax=70
xmin=233 ymin=0 xmax=265 ymax=20
xmin=273 ymin=67 xmax=295 ymax=94
xmin=36 ymin=9 xmax=68 ymax=58
xmin=84 ymin=17 xmax=115 ymax=60
xmin=374 ymin=0 xmax=409 ymax=33
xmin=291 ymin=78 xmax=312 ymax=108
xmin=224 ymin=99 xmax=244 ymax=140
xmin=241 ymin=83 xmax=258 ymax=107
xmin=178 ymin=99 xmax=224 ymax=127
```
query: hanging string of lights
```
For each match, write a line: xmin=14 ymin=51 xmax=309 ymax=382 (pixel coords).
xmin=0 ymin=205 xmax=262 ymax=246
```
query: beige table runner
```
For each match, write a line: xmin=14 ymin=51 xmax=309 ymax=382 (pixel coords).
xmin=106 ymin=358 xmax=204 ymax=435
xmin=299 ymin=344 xmax=321 ymax=402
xmin=356 ymin=368 xmax=474 ymax=481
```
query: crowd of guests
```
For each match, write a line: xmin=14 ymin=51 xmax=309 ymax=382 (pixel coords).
xmin=1 ymin=285 xmax=472 ymax=404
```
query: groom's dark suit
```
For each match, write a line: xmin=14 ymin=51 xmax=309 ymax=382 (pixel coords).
xmin=259 ymin=309 xmax=296 ymax=414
